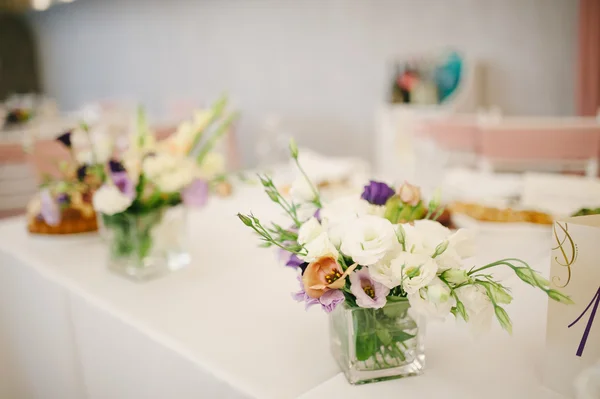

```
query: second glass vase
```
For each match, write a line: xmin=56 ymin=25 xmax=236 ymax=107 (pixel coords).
xmin=329 ymin=299 xmax=425 ymax=385
xmin=101 ymin=205 xmax=190 ymax=281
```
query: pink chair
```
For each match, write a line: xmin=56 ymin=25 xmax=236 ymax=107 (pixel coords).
xmin=27 ymin=139 xmax=72 ymax=182
xmin=479 ymin=121 xmax=600 ymax=177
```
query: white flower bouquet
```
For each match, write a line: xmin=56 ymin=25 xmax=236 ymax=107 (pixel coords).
xmin=238 ymin=140 xmax=572 ymax=384
xmin=93 ymin=96 xmax=237 ymax=279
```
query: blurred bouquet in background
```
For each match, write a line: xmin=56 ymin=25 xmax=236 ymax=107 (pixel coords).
xmin=93 ymin=96 xmax=238 ymax=279
xmin=27 ymin=124 xmax=106 ymax=235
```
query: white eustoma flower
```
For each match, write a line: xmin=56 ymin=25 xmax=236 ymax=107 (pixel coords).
xmin=75 ymin=150 xmax=93 ymax=165
xmin=154 ymin=161 xmax=196 ymax=193
xmin=93 ymin=185 xmax=133 ymax=215
xmin=341 ymin=215 xmax=397 ymax=266
xmin=301 ymin=232 xmax=339 ymax=263
xmin=575 ymin=361 xmax=600 ymax=399
xmin=408 ymin=278 xmax=455 ymax=319
xmin=390 ymin=252 xmax=438 ymax=294
xmin=321 ymin=196 xmax=370 ymax=247
xmin=92 ymin=134 xmax=114 ymax=163
xmin=298 ymin=217 xmax=323 ymax=245
xmin=198 ymin=152 xmax=225 ymax=179
xmin=142 ymin=153 xmax=179 ymax=179
xmin=448 ymin=228 xmax=476 ymax=258
xmin=290 ymin=176 xmax=317 ymax=203
xmin=369 ymin=258 xmax=400 ymax=289
xmin=456 ymin=285 xmax=494 ymax=335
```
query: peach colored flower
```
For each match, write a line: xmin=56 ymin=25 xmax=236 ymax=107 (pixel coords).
xmin=398 ymin=181 xmax=421 ymax=206
xmin=302 ymin=256 xmax=357 ymax=299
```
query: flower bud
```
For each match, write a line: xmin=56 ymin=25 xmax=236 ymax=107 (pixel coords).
xmin=289 ymin=138 xmax=299 ymax=159
xmin=237 ymin=213 xmax=253 ymax=227
xmin=398 ymin=182 xmax=421 ymax=206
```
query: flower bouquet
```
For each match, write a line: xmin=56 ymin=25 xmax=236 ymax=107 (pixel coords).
xmin=27 ymin=124 xmax=108 ymax=235
xmin=93 ymin=96 xmax=237 ymax=280
xmin=238 ymin=140 xmax=572 ymax=385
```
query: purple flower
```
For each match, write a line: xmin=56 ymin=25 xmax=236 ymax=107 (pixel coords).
xmin=40 ymin=189 xmax=61 ymax=226
xmin=77 ymin=165 xmax=88 ymax=181
xmin=56 ymin=131 xmax=72 ymax=148
xmin=292 ymin=276 xmax=345 ymax=313
xmin=109 ymin=159 xmax=126 ymax=173
xmin=111 ymin=171 xmax=135 ymax=199
xmin=349 ymin=268 xmax=390 ymax=309
xmin=182 ymin=179 xmax=209 ymax=207
xmin=361 ymin=180 xmax=395 ymax=206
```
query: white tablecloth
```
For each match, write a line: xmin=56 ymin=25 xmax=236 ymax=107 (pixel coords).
xmin=0 ymin=185 xmax=568 ymax=399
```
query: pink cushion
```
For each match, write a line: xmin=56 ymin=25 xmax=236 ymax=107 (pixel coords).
xmin=417 ymin=118 xmax=479 ymax=152
xmin=480 ymin=125 xmax=600 ymax=160
xmin=27 ymin=140 xmax=71 ymax=182
xmin=0 ymin=143 xmax=28 ymax=164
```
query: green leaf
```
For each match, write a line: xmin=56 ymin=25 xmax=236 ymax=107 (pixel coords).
xmin=376 ymin=329 xmax=392 ymax=346
xmin=355 ymin=334 xmax=377 ymax=361
xmin=391 ymin=330 xmax=416 ymax=343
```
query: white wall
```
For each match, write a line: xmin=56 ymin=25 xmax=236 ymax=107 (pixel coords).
xmin=28 ymin=0 xmax=578 ymax=165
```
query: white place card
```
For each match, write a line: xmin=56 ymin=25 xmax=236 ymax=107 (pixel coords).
xmin=521 ymin=173 xmax=600 ymax=217
xmin=543 ymin=215 xmax=600 ymax=396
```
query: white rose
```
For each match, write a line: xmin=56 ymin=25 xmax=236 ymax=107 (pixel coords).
xmin=93 ymin=185 xmax=133 ymax=215
xmin=298 ymin=217 xmax=323 ymax=245
xmin=300 ymin=232 xmax=339 ymax=263
xmin=456 ymin=285 xmax=494 ymax=335
xmin=341 ymin=215 xmax=397 ymax=266
xmin=296 ymin=202 xmax=319 ymax=222
xmin=408 ymin=278 xmax=455 ymax=319
xmin=290 ymin=176 xmax=317 ymax=203
xmin=390 ymin=252 xmax=438 ymax=294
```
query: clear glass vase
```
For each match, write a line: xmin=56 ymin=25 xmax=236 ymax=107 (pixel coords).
xmin=101 ymin=205 xmax=190 ymax=281
xmin=329 ymin=299 xmax=425 ymax=385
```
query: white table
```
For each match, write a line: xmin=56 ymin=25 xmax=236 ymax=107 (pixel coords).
xmin=0 ymin=185 xmax=567 ymax=399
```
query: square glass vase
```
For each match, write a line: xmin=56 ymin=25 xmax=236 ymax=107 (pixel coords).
xmin=101 ymin=205 xmax=190 ymax=281
xmin=329 ymin=299 xmax=425 ymax=385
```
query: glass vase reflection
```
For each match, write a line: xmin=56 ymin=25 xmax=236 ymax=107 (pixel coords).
xmin=329 ymin=299 xmax=425 ymax=385
xmin=101 ymin=205 xmax=190 ymax=280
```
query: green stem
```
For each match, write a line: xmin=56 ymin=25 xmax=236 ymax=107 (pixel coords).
xmin=292 ymin=156 xmax=322 ymax=208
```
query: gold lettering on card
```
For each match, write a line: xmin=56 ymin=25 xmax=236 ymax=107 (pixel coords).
xmin=551 ymin=222 xmax=578 ymax=288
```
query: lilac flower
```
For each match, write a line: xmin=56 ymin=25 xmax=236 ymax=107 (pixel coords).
xmin=111 ymin=171 xmax=136 ymax=199
xmin=182 ymin=179 xmax=209 ymax=207
xmin=55 ymin=131 xmax=72 ymax=148
xmin=292 ymin=276 xmax=345 ymax=313
xmin=40 ymin=189 xmax=61 ymax=226
xmin=361 ymin=180 xmax=395 ymax=206
xmin=350 ymin=268 xmax=390 ymax=309
xmin=285 ymin=254 xmax=304 ymax=269
xmin=57 ymin=193 xmax=69 ymax=206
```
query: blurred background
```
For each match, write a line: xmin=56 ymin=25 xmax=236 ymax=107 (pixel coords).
xmin=1 ymin=0 xmax=599 ymax=219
